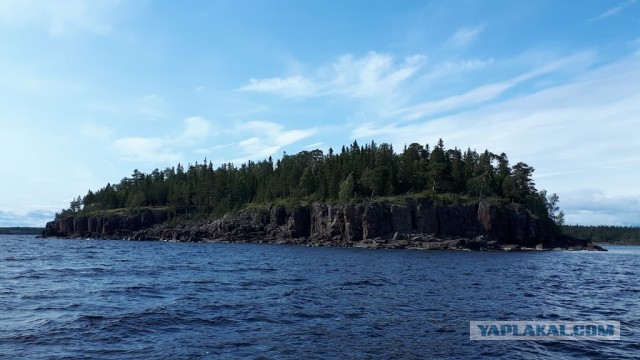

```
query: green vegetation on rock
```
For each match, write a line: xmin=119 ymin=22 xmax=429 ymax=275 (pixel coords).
xmin=58 ymin=139 xmax=564 ymax=228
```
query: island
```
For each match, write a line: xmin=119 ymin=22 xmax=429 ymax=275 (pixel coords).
xmin=41 ymin=139 xmax=604 ymax=251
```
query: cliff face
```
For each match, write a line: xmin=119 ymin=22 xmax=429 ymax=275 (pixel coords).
xmin=42 ymin=208 xmax=169 ymax=239
xmin=41 ymin=199 xmax=603 ymax=251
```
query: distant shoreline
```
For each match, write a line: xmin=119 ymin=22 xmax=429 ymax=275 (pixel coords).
xmin=0 ymin=227 xmax=44 ymax=235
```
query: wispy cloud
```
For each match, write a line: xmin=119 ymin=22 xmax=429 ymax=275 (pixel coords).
xmin=425 ymin=58 xmax=494 ymax=79
xmin=112 ymin=116 xmax=216 ymax=164
xmin=235 ymin=120 xmax=316 ymax=160
xmin=391 ymin=81 xmax=514 ymax=122
xmin=112 ymin=137 xmax=182 ymax=164
xmin=111 ymin=114 xmax=314 ymax=166
xmin=329 ymin=53 xmax=427 ymax=98
xmin=138 ymin=94 xmax=167 ymax=120
xmin=390 ymin=51 xmax=596 ymax=121
xmin=446 ymin=24 xmax=485 ymax=48
xmin=238 ymin=76 xmax=317 ymax=98
xmin=589 ymin=0 xmax=637 ymax=22
xmin=305 ymin=142 xmax=324 ymax=149
xmin=179 ymin=116 xmax=216 ymax=141
xmin=238 ymin=52 xmax=427 ymax=99
xmin=0 ymin=0 xmax=125 ymax=36
xmin=193 ymin=143 xmax=234 ymax=155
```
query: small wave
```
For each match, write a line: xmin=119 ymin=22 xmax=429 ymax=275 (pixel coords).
xmin=339 ymin=278 xmax=394 ymax=287
xmin=238 ymin=279 xmax=295 ymax=288
xmin=188 ymin=316 xmax=238 ymax=326
xmin=202 ymin=302 xmax=246 ymax=312
xmin=78 ymin=314 xmax=109 ymax=324
xmin=291 ymin=311 xmax=335 ymax=320
xmin=3 ymin=256 xmax=38 ymax=262
xmin=244 ymin=315 xmax=285 ymax=324
xmin=10 ymin=271 xmax=46 ymax=280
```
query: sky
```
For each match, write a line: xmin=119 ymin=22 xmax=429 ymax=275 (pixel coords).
xmin=0 ymin=0 xmax=639 ymax=227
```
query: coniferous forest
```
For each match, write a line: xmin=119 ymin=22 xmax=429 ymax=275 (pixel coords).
xmin=561 ymin=225 xmax=640 ymax=245
xmin=60 ymin=139 xmax=564 ymax=226
xmin=0 ymin=227 xmax=43 ymax=235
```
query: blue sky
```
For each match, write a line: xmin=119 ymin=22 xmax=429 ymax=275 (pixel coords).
xmin=1 ymin=0 xmax=639 ymax=227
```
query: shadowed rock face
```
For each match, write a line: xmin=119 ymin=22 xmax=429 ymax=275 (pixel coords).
xmin=41 ymin=199 xmax=603 ymax=251
xmin=43 ymin=209 xmax=171 ymax=239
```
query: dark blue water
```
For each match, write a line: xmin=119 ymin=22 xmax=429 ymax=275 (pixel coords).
xmin=1 ymin=235 xmax=638 ymax=359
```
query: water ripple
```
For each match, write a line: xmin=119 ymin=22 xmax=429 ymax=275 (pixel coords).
xmin=0 ymin=236 xmax=637 ymax=359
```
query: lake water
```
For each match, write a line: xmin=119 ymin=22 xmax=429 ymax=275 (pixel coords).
xmin=1 ymin=235 xmax=638 ymax=359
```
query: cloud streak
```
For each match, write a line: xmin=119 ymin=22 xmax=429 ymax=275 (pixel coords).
xmin=112 ymin=137 xmax=181 ymax=164
xmin=179 ymin=116 xmax=216 ymax=141
xmin=389 ymin=51 xmax=596 ymax=121
xmin=112 ymin=116 xmax=217 ymax=164
xmin=0 ymin=0 xmax=125 ymax=35
xmin=589 ymin=0 xmax=637 ymax=22
xmin=238 ymin=52 xmax=428 ymax=99
xmin=137 ymin=94 xmax=167 ymax=120
xmin=235 ymin=120 xmax=316 ymax=160
xmin=111 ymin=116 xmax=315 ymax=168
xmin=238 ymin=76 xmax=317 ymax=98
xmin=446 ymin=25 xmax=484 ymax=48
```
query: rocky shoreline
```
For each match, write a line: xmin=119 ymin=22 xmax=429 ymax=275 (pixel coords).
xmin=41 ymin=199 xmax=605 ymax=251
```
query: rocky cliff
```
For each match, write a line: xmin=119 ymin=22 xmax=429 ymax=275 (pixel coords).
xmin=41 ymin=199 xmax=604 ymax=251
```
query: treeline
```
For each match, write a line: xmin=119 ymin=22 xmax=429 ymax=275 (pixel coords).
xmin=0 ymin=227 xmax=43 ymax=235
xmin=562 ymin=225 xmax=640 ymax=244
xmin=61 ymin=139 xmax=563 ymax=225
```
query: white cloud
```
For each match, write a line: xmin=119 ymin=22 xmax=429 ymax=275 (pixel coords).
xmin=112 ymin=137 xmax=181 ymax=164
xmin=138 ymin=94 xmax=166 ymax=120
xmin=238 ymin=76 xmax=317 ymax=98
xmin=392 ymin=81 xmax=514 ymax=121
xmin=179 ymin=116 xmax=216 ymax=140
xmin=237 ymin=52 xmax=427 ymax=99
xmin=305 ymin=142 xmax=324 ymax=149
xmin=112 ymin=116 xmax=316 ymax=164
xmin=0 ymin=0 xmax=124 ymax=35
xmin=193 ymin=143 xmax=234 ymax=155
xmin=234 ymin=120 xmax=315 ymax=160
xmin=426 ymin=58 xmax=494 ymax=78
xmin=390 ymin=51 xmax=596 ymax=121
xmin=446 ymin=24 xmax=484 ymax=48
xmin=589 ymin=0 xmax=637 ymax=22
xmin=328 ymin=53 xmax=427 ymax=98
xmin=111 ymin=116 xmax=217 ymax=164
